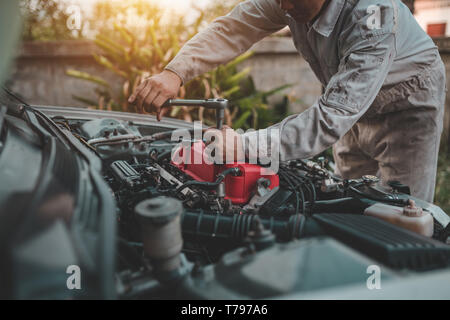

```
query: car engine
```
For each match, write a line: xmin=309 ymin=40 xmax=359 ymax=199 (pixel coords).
xmin=61 ymin=111 xmax=450 ymax=300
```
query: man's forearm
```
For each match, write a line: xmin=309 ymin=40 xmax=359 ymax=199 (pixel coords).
xmin=165 ymin=0 xmax=287 ymax=84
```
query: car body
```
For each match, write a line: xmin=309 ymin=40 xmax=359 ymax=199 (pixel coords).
xmin=1 ymin=100 xmax=449 ymax=300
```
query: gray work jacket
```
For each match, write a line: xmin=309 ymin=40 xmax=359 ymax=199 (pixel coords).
xmin=166 ymin=0 xmax=440 ymax=160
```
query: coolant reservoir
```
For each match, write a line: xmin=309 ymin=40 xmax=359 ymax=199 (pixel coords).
xmin=364 ymin=200 xmax=433 ymax=237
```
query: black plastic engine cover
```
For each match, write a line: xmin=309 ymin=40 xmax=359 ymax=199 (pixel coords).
xmin=313 ymin=213 xmax=450 ymax=271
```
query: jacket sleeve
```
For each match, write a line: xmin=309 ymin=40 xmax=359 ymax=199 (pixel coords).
xmin=243 ymin=5 xmax=398 ymax=161
xmin=165 ymin=0 xmax=287 ymax=84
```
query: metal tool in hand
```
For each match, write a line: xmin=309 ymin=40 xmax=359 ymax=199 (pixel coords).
xmin=162 ymin=98 xmax=228 ymax=129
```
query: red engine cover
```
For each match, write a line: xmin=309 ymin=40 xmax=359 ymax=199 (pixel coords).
xmin=171 ymin=141 xmax=279 ymax=204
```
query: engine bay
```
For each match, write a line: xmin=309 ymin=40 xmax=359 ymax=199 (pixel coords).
xmin=59 ymin=114 xmax=450 ymax=299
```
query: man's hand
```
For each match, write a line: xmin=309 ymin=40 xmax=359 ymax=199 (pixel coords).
xmin=205 ymin=126 xmax=245 ymax=163
xmin=128 ymin=70 xmax=182 ymax=120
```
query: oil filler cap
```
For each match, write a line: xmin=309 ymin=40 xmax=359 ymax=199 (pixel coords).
xmin=135 ymin=196 xmax=183 ymax=225
xmin=403 ymin=199 xmax=424 ymax=217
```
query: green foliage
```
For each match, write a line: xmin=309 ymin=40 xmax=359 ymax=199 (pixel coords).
xmin=66 ymin=1 xmax=291 ymax=129
xmin=87 ymin=1 xmax=169 ymax=41
xmin=20 ymin=0 xmax=82 ymax=41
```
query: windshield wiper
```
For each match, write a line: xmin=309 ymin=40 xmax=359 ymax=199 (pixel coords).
xmin=1 ymin=86 xmax=35 ymax=126
xmin=2 ymin=87 xmax=67 ymax=145
xmin=2 ymin=86 xmax=30 ymax=107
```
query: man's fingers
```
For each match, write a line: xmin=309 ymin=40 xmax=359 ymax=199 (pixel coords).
xmin=156 ymin=109 xmax=162 ymax=121
xmin=128 ymin=80 xmax=147 ymax=103
xmin=159 ymin=106 xmax=170 ymax=121
xmin=128 ymin=89 xmax=138 ymax=103
xmin=128 ymin=86 xmax=142 ymax=103
xmin=142 ymin=90 xmax=160 ymax=113
xmin=151 ymin=95 xmax=170 ymax=121
xmin=136 ymin=85 xmax=152 ymax=113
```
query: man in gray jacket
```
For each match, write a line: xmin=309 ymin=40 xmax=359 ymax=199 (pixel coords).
xmin=129 ymin=0 xmax=446 ymax=202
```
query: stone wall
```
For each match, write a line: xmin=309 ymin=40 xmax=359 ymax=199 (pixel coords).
xmin=8 ymin=41 xmax=119 ymax=108
xmin=7 ymin=38 xmax=322 ymax=113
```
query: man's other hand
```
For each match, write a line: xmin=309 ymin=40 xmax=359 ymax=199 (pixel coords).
xmin=128 ymin=70 xmax=182 ymax=120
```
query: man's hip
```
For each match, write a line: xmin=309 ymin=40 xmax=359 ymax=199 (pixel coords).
xmin=334 ymin=59 xmax=446 ymax=202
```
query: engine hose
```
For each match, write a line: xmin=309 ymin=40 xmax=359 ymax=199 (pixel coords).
xmin=281 ymin=167 xmax=317 ymax=210
xmin=180 ymin=211 xmax=317 ymax=242
xmin=348 ymin=186 xmax=409 ymax=206
xmin=294 ymin=185 xmax=305 ymax=235
xmin=279 ymin=169 xmax=307 ymax=237
xmin=156 ymin=150 xmax=172 ymax=161
xmin=279 ymin=170 xmax=300 ymax=215
xmin=175 ymin=167 xmax=240 ymax=194
xmin=294 ymin=175 xmax=316 ymax=215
